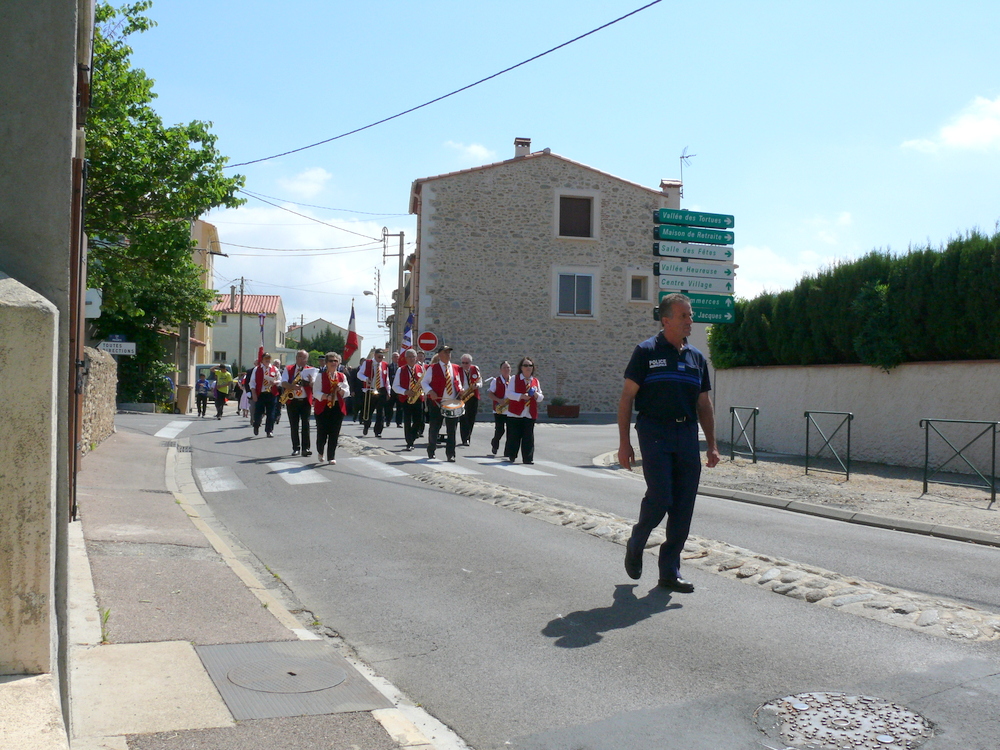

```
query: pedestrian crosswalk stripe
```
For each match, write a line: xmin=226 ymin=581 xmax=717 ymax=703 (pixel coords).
xmin=532 ymin=460 xmax=620 ymax=479
xmin=155 ymin=420 xmax=190 ymax=439
xmin=469 ymin=457 xmax=555 ymax=476
xmin=266 ymin=461 xmax=329 ymax=485
xmin=346 ymin=456 xmax=409 ymax=478
xmin=397 ymin=455 xmax=482 ymax=475
xmin=195 ymin=466 xmax=247 ymax=493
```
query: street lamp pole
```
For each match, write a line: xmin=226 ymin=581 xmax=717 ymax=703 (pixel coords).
xmin=382 ymin=227 xmax=405 ymax=352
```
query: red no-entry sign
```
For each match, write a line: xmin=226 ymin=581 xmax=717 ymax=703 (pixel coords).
xmin=417 ymin=331 xmax=439 ymax=352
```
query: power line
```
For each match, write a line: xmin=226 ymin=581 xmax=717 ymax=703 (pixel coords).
xmin=220 ymin=239 xmax=381 ymax=252
xmin=234 ymin=191 xmax=410 ymax=216
xmin=238 ymin=190 xmax=383 ymax=240
xmin=226 ymin=0 xmax=663 ymax=168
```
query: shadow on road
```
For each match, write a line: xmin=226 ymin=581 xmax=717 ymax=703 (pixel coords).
xmin=541 ymin=584 xmax=680 ymax=648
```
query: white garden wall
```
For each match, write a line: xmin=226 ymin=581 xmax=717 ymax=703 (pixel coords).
xmin=712 ymin=360 xmax=1000 ymax=473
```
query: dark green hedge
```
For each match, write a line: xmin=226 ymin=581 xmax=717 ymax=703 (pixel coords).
xmin=707 ymin=231 xmax=1000 ymax=370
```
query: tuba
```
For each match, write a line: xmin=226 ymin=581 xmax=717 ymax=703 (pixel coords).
xmin=459 ymin=368 xmax=479 ymax=403
xmin=406 ymin=372 xmax=423 ymax=404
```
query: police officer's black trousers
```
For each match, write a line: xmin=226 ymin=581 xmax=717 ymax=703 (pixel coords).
xmin=629 ymin=417 xmax=702 ymax=579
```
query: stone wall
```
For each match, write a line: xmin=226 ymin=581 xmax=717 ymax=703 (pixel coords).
xmin=713 ymin=360 xmax=1000 ymax=471
xmin=415 ymin=153 xmax=674 ymax=411
xmin=80 ymin=347 xmax=116 ymax=456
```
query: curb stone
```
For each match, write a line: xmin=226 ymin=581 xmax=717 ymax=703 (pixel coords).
xmin=591 ymin=450 xmax=1000 ymax=549
xmin=168 ymin=439 xmax=469 ymax=750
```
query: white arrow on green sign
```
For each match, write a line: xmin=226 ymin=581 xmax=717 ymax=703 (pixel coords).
xmin=691 ymin=309 xmax=734 ymax=324
xmin=655 ymin=260 xmax=735 ymax=279
xmin=658 ymin=274 xmax=734 ymax=294
xmin=654 ymin=208 xmax=734 ymax=229
xmin=654 ymin=241 xmax=734 ymax=261
xmin=661 ymin=292 xmax=734 ymax=310
xmin=654 ymin=225 xmax=734 ymax=245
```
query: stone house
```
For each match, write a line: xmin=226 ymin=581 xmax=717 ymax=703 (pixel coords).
xmin=407 ymin=138 xmax=687 ymax=412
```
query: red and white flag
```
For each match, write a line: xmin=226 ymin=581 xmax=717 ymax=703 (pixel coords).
xmin=342 ymin=302 xmax=359 ymax=363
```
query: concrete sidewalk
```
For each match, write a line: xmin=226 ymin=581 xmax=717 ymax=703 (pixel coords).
xmin=69 ymin=425 xmax=457 ymax=750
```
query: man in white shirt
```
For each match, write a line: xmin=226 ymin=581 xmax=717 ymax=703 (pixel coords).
xmin=280 ymin=349 xmax=320 ymax=456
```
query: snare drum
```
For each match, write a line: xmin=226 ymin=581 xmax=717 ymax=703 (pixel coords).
xmin=440 ymin=401 xmax=465 ymax=419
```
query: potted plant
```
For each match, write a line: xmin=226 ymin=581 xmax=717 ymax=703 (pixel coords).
xmin=546 ymin=396 xmax=580 ymax=419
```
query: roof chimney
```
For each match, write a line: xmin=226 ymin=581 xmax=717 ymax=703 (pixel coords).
xmin=659 ymin=179 xmax=682 ymax=209
xmin=514 ymin=137 xmax=531 ymax=158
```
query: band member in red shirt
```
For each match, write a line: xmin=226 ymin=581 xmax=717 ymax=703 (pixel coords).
xmin=504 ymin=357 xmax=543 ymax=464
xmin=487 ymin=360 xmax=512 ymax=456
xmin=420 ymin=345 xmax=465 ymax=462
xmin=391 ymin=348 xmax=425 ymax=452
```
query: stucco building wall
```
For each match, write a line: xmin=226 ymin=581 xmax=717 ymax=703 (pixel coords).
xmin=712 ymin=360 xmax=1000 ymax=471
xmin=413 ymin=152 xmax=676 ymax=410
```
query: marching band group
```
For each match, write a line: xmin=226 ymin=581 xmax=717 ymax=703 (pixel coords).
xmin=216 ymin=344 xmax=545 ymax=467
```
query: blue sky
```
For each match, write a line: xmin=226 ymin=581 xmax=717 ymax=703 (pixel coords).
xmin=125 ymin=0 xmax=1000 ymax=344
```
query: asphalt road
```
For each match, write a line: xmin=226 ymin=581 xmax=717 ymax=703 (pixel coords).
xmin=124 ymin=411 xmax=1000 ymax=749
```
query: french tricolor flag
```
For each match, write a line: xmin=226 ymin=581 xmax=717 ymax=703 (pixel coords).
xmin=342 ymin=302 xmax=359 ymax=363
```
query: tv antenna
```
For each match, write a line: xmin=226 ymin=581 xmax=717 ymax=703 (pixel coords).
xmin=679 ymin=147 xmax=696 ymax=197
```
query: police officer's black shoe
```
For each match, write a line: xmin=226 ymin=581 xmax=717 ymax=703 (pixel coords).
xmin=657 ymin=576 xmax=695 ymax=593
xmin=624 ymin=541 xmax=642 ymax=580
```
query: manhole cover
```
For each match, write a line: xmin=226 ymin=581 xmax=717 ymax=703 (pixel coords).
xmin=755 ymin=692 xmax=934 ymax=749
xmin=227 ymin=657 xmax=347 ymax=694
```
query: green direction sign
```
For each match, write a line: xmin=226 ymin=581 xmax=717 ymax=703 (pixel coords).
xmin=658 ymin=274 xmax=734 ymax=294
xmin=662 ymin=291 xmax=735 ymax=310
xmin=691 ymin=309 xmax=734 ymax=324
xmin=654 ymin=225 xmax=734 ymax=245
xmin=655 ymin=260 xmax=735 ymax=279
xmin=654 ymin=241 xmax=733 ymax=261
xmin=654 ymin=208 xmax=734 ymax=229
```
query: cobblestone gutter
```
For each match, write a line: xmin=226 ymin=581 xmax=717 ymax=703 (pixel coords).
xmin=412 ymin=471 xmax=1000 ymax=644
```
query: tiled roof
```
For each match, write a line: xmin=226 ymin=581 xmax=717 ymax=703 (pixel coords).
xmin=213 ymin=294 xmax=282 ymax=315
xmin=409 ymin=150 xmax=666 ymax=212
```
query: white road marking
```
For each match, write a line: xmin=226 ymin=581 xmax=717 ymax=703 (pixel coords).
xmin=532 ymin=460 xmax=621 ymax=479
xmin=398 ymin=454 xmax=482 ymax=475
xmin=194 ymin=466 xmax=247 ymax=493
xmin=346 ymin=456 xmax=409 ymax=478
xmin=155 ymin=420 xmax=191 ymax=439
xmin=266 ymin=461 xmax=329 ymax=485
xmin=469 ymin=457 xmax=555 ymax=476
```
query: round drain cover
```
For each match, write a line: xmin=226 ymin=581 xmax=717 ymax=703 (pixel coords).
xmin=755 ymin=692 xmax=934 ymax=749
xmin=227 ymin=657 xmax=347 ymax=694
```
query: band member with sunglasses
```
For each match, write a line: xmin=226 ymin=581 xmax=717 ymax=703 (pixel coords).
xmin=314 ymin=352 xmax=350 ymax=465
xmin=504 ymin=357 xmax=543 ymax=464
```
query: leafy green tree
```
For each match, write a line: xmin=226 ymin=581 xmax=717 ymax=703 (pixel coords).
xmin=86 ymin=1 xmax=244 ymax=399
xmin=300 ymin=328 xmax=346 ymax=355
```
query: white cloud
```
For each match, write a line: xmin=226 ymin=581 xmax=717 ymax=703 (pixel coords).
xmin=276 ymin=167 xmax=334 ymax=199
xmin=804 ymin=212 xmax=853 ymax=246
xmin=902 ymin=95 xmax=1000 ymax=153
xmin=444 ymin=140 xmax=497 ymax=165
xmin=734 ymin=244 xmax=837 ymax=300
xmin=203 ymin=203 xmax=410 ymax=348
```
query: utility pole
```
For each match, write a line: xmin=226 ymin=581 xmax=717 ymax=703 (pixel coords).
xmin=382 ymin=227 xmax=405 ymax=352
xmin=237 ymin=276 xmax=245 ymax=372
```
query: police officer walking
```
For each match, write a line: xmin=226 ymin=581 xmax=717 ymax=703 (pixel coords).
xmin=618 ymin=293 xmax=720 ymax=593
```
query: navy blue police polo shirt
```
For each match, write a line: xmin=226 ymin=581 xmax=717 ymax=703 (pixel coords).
xmin=624 ymin=332 xmax=711 ymax=423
